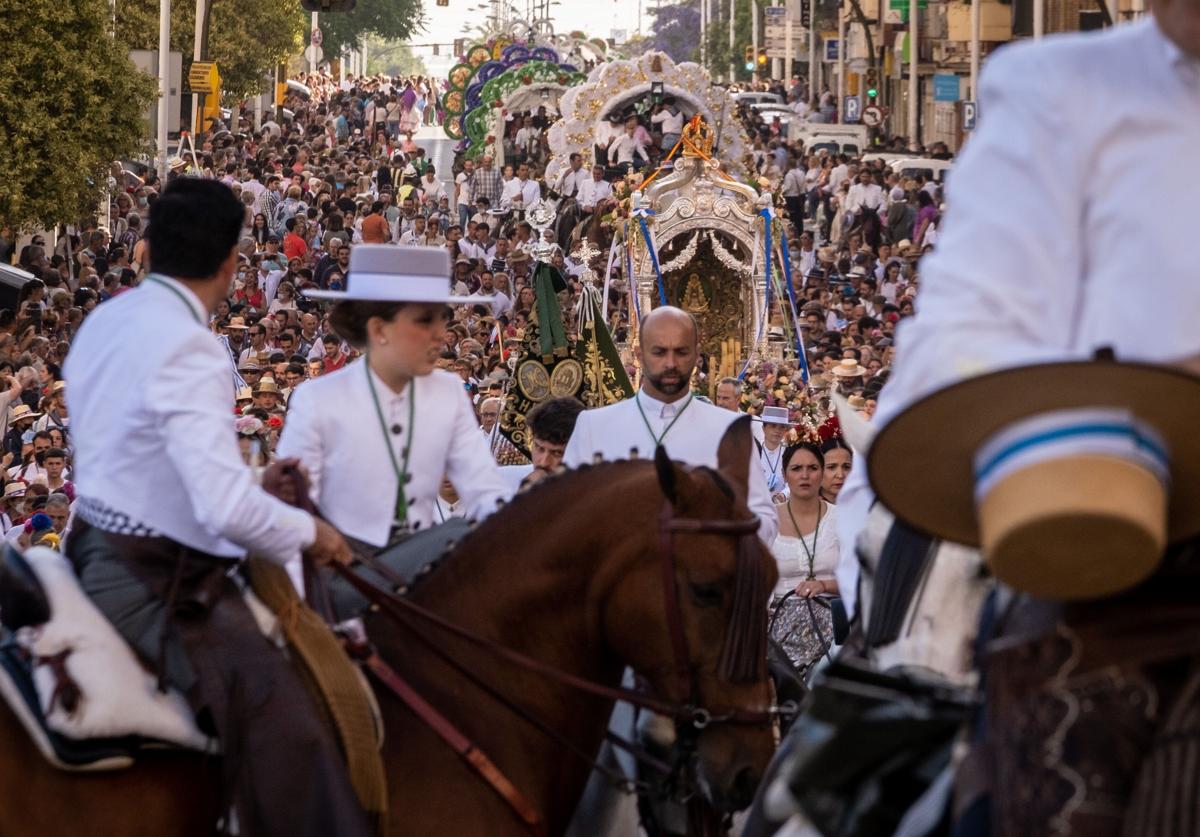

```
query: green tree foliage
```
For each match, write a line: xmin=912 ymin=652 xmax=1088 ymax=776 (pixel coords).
xmin=366 ymin=38 xmax=428 ymax=77
xmin=317 ymin=0 xmax=427 ymax=55
xmin=117 ymin=0 xmax=306 ymax=100
xmin=0 ymin=0 xmax=155 ymax=229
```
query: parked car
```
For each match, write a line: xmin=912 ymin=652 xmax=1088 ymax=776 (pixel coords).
xmin=735 ymin=91 xmax=784 ymax=107
xmin=789 ymin=123 xmax=869 ymax=156
xmin=0 ymin=263 xmax=36 ymax=314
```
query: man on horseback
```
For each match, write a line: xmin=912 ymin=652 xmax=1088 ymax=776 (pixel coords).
xmin=63 ymin=179 xmax=371 ymax=837
xmin=837 ymin=6 xmax=1200 ymax=833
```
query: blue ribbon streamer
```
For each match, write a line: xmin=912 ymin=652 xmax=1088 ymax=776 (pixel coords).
xmin=635 ymin=211 xmax=667 ymax=307
xmin=775 ymin=223 xmax=810 ymax=386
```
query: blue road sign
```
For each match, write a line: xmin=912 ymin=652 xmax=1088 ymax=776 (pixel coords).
xmin=933 ymin=73 xmax=961 ymax=102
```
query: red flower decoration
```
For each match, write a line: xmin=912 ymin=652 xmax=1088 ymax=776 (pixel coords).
xmin=817 ymin=415 xmax=842 ymax=441
xmin=267 ymin=416 xmax=283 ymax=429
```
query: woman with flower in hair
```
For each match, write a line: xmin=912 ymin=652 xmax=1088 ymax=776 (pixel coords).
xmin=769 ymin=441 xmax=841 ymax=675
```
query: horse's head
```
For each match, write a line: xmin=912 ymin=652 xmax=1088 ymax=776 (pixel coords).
xmin=600 ymin=417 xmax=779 ymax=813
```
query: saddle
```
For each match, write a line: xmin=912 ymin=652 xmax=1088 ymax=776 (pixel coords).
xmin=0 ymin=545 xmax=214 ymax=771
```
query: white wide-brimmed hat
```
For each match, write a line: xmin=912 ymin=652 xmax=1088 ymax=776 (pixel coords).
xmin=758 ymin=406 xmax=792 ymax=426
xmin=304 ymin=245 xmax=493 ymax=305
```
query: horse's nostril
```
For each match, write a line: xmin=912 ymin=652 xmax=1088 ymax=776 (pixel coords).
xmin=729 ymin=766 xmax=760 ymax=810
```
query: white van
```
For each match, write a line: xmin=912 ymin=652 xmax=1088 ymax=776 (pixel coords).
xmin=788 ymin=123 xmax=869 ymax=157
xmin=888 ymin=157 xmax=954 ymax=184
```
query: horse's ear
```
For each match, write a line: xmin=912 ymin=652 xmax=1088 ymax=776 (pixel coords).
xmin=654 ymin=444 xmax=683 ymax=506
xmin=717 ymin=416 xmax=753 ymax=504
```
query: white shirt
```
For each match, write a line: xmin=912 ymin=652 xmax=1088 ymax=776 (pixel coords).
xmin=459 ymin=239 xmax=495 ymax=263
xmin=781 ymin=168 xmax=807 ymax=198
xmin=556 ymin=166 xmax=587 ymax=199
xmin=577 ymin=177 xmax=613 ymax=210
xmin=758 ymin=441 xmax=787 ymax=495
xmin=500 ymin=177 xmax=541 ymax=210
xmin=65 ymin=275 xmax=314 ymax=561
xmin=771 ymin=502 xmax=839 ymax=599
xmin=608 ymin=134 xmax=648 ymax=165
xmin=844 ymin=182 xmax=884 ymax=215
xmin=277 ymin=364 xmax=512 ymax=546
xmin=651 ymin=107 xmax=684 ymax=135
xmin=827 ymin=163 xmax=849 ymax=195
xmin=836 ymin=19 xmax=1200 ymax=618
xmin=420 ymin=178 xmax=446 ymax=205
xmin=563 ymin=391 xmax=779 ymax=545
xmin=455 ymin=171 xmax=474 ymax=207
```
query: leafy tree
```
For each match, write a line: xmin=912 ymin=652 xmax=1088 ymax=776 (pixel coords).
xmin=0 ymin=0 xmax=155 ymax=230
xmin=317 ymin=0 xmax=427 ymax=55
xmin=365 ymin=38 xmax=428 ymax=77
xmin=117 ymin=0 xmax=306 ymax=100
xmin=647 ymin=1 xmax=701 ymax=65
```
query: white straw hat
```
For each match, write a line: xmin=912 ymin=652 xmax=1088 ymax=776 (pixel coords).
xmin=304 ymin=245 xmax=493 ymax=305
xmin=758 ymin=406 xmax=791 ymax=425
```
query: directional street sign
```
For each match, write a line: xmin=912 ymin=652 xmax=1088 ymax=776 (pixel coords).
xmin=962 ymin=100 xmax=978 ymax=131
xmin=862 ymin=105 xmax=883 ymax=127
xmin=843 ymin=96 xmax=861 ymax=123
xmin=187 ymin=61 xmax=219 ymax=93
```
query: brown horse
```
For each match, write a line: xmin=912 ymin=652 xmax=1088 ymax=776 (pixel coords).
xmin=0 ymin=420 xmax=778 ymax=836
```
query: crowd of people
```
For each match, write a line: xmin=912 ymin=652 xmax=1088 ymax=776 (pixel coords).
xmin=0 ymin=59 xmax=939 ymax=680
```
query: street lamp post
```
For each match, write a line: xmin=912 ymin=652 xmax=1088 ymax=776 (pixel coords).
xmin=1033 ymin=0 xmax=1044 ymax=38
xmin=837 ymin=0 xmax=845 ymax=121
xmin=157 ymin=0 xmax=171 ymax=180
xmin=969 ymin=0 xmax=980 ymax=101
xmin=907 ymin=0 xmax=918 ymax=147
xmin=729 ymin=0 xmax=736 ymax=82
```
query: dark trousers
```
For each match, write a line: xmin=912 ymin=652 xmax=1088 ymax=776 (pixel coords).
xmin=784 ymin=196 xmax=805 ymax=225
xmin=69 ymin=522 xmax=371 ymax=837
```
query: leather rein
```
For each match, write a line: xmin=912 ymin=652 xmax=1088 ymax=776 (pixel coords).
xmin=285 ymin=466 xmax=786 ymax=832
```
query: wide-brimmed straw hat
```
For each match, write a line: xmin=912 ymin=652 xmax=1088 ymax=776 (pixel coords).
xmin=831 ymin=358 xmax=867 ymax=378
xmin=304 ymin=245 xmax=493 ymax=305
xmin=9 ymin=405 xmax=41 ymax=423
xmin=868 ymin=360 xmax=1200 ymax=600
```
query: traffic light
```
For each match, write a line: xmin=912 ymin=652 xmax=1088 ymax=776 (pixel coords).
xmin=800 ymin=0 xmax=811 ymax=26
xmin=743 ymin=45 xmax=754 ymax=71
xmin=757 ymin=49 xmax=768 ymax=67
xmin=300 ymin=0 xmax=356 ymax=9
xmin=865 ymin=68 xmax=879 ymax=101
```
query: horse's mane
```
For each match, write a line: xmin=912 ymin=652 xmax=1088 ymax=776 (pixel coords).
xmin=405 ymin=460 xmax=655 ymax=595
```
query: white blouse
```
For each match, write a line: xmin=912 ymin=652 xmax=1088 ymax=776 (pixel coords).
xmin=770 ymin=502 xmax=840 ymax=599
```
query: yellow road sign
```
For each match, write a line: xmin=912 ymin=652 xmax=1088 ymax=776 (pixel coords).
xmin=188 ymin=61 xmax=219 ymax=93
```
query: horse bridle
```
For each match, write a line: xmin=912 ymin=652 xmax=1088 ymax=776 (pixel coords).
xmin=310 ymin=473 xmax=790 ymax=830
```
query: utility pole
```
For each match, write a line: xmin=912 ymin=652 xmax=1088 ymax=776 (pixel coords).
xmin=969 ymin=0 xmax=980 ymax=100
xmin=907 ymin=0 xmax=918 ymax=147
xmin=836 ymin=0 xmax=845 ymax=121
xmin=751 ymin=0 xmax=759 ymax=82
xmin=700 ymin=0 xmax=708 ymax=73
xmin=785 ymin=3 xmax=794 ymax=87
xmin=1033 ymin=0 xmax=1044 ymax=38
xmin=808 ymin=8 xmax=817 ymax=102
xmin=157 ymin=0 xmax=171 ymax=181
xmin=192 ymin=0 xmax=207 ymax=134
xmin=729 ymin=0 xmax=736 ymax=82
xmin=310 ymin=10 xmax=319 ymax=73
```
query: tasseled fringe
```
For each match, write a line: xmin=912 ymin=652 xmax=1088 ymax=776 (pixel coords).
xmin=718 ymin=537 xmax=770 ymax=683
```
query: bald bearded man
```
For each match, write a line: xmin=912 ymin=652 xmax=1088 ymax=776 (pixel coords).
xmin=562 ymin=306 xmax=778 ymax=544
